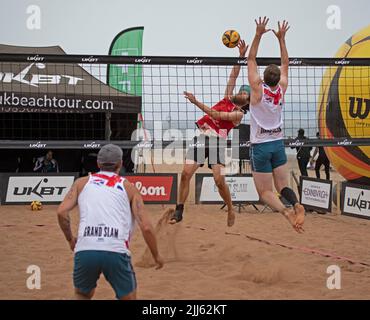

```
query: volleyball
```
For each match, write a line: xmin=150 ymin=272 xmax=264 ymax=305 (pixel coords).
xmin=318 ymin=24 xmax=370 ymax=185
xmin=30 ymin=201 xmax=42 ymax=211
xmin=222 ymin=30 xmax=240 ymax=48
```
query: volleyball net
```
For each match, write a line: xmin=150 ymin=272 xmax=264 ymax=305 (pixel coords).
xmin=0 ymin=53 xmax=369 ymax=149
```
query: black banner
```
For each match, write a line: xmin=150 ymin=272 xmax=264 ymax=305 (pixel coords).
xmin=0 ymin=138 xmax=368 ymax=150
xmin=0 ymin=53 xmax=370 ymax=66
xmin=0 ymin=300 xmax=362 ymax=319
xmin=0 ymin=91 xmax=141 ymax=114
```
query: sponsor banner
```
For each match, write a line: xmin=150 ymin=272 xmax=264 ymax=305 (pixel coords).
xmin=342 ymin=182 xmax=370 ymax=220
xmin=107 ymin=26 xmax=144 ymax=96
xmin=0 ymin=91 xmax=141 ymax=114
xmin=0 ymin=138 xmax=369 ymax=150
xmin=2 ymin=55 xmax=369 ymax=66
xmin=195 ymin=174 xmax=259 ymax=204
xmin=125 ymin=173 xmax=177 ymax=204
xmin=1 ymin=173 xmax=78 ymax=204
xmin=299 ymin=177 xmax=332 ymax=213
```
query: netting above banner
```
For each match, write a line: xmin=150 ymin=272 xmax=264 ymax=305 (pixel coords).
xmin=0 ymin=52 xmax=369 ymax=148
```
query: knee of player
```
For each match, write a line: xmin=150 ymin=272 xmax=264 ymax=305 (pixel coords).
xmin=181 ymin=170 xmax=193 ymax=181
xmin=214 ymin=177 xmax=225 ymax=189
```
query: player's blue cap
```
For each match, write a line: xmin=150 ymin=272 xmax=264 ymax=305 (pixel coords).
xmin=239 ymin=84 xmax=250 ymax=94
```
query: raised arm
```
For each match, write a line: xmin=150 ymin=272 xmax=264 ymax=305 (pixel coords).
xmin=224 ymin=40 xmax=249 ymax=98
xmin=273 ymin=20 xmax=290 ymax=93
xmin=124 ymin=181 xmax=163 ymax=269
xmin=248 ymin=17 xmax=271 ymax=93
xmin=184 ymin=91 xmax=243 ymax=125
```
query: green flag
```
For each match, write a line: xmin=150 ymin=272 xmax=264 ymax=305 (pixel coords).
xmin=107 ymin=26 xmax=143 ymax=96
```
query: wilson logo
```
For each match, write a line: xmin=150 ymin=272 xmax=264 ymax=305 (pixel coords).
xmin=135 ymin=181 xmax=166 ymax=196
xmin=349 ymin=97 xmax=369 ymax=120
xmin=125 ymin=175 xmax=175 ymax=203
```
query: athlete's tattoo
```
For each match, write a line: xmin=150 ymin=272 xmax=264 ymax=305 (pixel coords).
xmin=67 ymin=184 xmax=77 ymax=200
xmin=58 ymin=215 xmax=73 ymax=242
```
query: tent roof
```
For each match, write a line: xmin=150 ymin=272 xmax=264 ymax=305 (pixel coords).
xmin=0 ymin=45 xmax=141 ymax=113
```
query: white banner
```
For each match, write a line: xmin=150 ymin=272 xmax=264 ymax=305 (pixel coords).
xmin=198 ymin=175 xmax=259 ymax=203
xmin=343 ymin=185 xmax=370 ymax=218
xmin=301 ymin=178 xmax=332 ymax=211
xmin=5 ymin=176 xmax=75 ymax=203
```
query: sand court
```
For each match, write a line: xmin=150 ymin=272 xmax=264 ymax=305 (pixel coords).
xmin=1 ymin=188 xmax=370 ymax=300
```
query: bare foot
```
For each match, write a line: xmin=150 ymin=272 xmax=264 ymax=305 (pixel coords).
xmin=227 ymin=211 xmax=235 ymax=227
xmin=294 ymin=203 xmax=305 ymax=229
xmin=283 ymin=208 xmax=303 ymax=233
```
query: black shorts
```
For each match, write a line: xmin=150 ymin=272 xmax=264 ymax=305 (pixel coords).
xmin=185 ymin=134 xmax=226 ymax=169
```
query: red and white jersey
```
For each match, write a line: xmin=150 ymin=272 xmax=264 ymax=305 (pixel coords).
xmin=196 ymin=98 xmax=237 ymax=139
xmin=250 ymin=84 xmax=284 ymax=144
xmin=75 ymin=171 xmax=135 ymax=255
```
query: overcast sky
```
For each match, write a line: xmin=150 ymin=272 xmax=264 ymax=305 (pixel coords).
xmin=1 ymin=0 xmax=369 ymax=57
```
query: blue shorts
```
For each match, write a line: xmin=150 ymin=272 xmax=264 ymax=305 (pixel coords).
xmin=73 ymin=250 xmax=136 ymax=299
xmin=250 ymin=140 xmax=287 ymax=173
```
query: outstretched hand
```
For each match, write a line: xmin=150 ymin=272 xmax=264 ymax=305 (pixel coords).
xmin=237 ymin=39 xmax=249 ymax=57
xmin=273 ymin=20 xmax=290 ymax=40
xmin=255 ymin=16 xmax=271 ymax=36
xmin=154 ymin=254 xmax=164 ymax=270
xmin=184 ymin=91 xmax=197 ymax=104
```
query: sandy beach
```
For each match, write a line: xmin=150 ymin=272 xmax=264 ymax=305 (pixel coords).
xmin=1 ymin=157 xmax=369 ymax=300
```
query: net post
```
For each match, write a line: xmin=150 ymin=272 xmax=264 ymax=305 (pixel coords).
xmin=336 ymin=181 xmax=342 ymax=215
xmin=105 ymin=112 xmax=111 ymax=140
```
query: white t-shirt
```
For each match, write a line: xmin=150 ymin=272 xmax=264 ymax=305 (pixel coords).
xmin=75 ymin=171 xmax=135 ymax=255
xmin=250 ymin=83 xmax=284 ymax=144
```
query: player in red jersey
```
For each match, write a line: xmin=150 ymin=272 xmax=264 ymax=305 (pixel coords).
xmin=170 ymin=40 xmax=250 ymax=227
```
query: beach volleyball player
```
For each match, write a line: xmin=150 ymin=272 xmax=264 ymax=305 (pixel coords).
xmin=247 ymin=17 xmax=305 ymax=232
xmin=170 ymin=40 xmax=250 ymax=227
xmin=57 ymin=144 xmax=163 ymax=300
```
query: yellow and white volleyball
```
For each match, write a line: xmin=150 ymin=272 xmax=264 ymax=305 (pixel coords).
xmin=317 ymin=24 xmax=370 ymax=185
xmin=222 ymin=30 xmax=240 ymax=48
xmin=30 ymin=201 xmax=42 ymax=211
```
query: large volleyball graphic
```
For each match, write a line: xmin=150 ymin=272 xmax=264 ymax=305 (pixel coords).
xmin=318 ymin=24 xmax=370 ymax=185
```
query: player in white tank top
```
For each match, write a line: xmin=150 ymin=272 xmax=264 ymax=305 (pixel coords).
xmin=57 ymin=144 xmax=164 ymax=300
xmin=249 ymin=83 xmax=284 ymax=144
xmin=75 ymin=171 xmax=134 ymax=255
xmin=247 ymin=17 xmax=305 ymax=233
